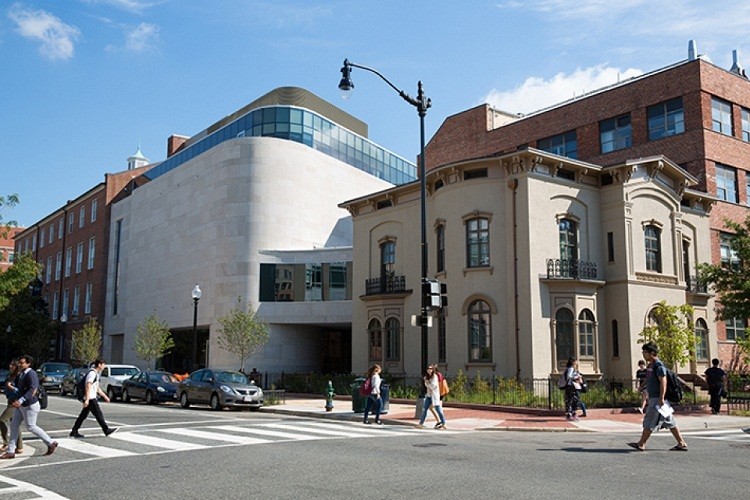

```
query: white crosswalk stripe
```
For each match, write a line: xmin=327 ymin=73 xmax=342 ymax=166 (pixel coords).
xmin=0 ymin=475 xmax=69 ymax=499
xmin=207 ymin=425 xmax=322 ymax=441
xmin=159 ymin=427 xmax=272 ymax=445
xmin=108 ymin=431 xmax=206 ymax=451
xmin=683 ymin=429 xmax=750 ymax=442
xmin=58 ymin=438 xmax=136 ymax=458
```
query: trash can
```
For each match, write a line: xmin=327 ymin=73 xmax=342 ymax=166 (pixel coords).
xmin=380 ymin=383 xmax=390 ymax=414
xmin=351 ymin=377 xmax=367 ymax=413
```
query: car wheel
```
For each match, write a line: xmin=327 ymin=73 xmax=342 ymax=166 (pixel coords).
xmin=210 ymin=393 xmax=222 ymax=411
xmin=180 ymin=391 xmax=190 ymax=409
xmin=122 ymin=388 xmax=130 ymax=403
xmin=145 ymin=390 xmax=155 ymax=405
xmin=107 ymin=386 xmax=117 ymax=401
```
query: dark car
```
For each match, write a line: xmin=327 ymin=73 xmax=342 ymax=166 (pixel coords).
xmin=122 ymin=371 xmax=179 ymax=404
xmin=178 ymin=369 xmax=263 ymax=411
xmin=37 ymin=362 xmax=73 ymax=392
xmin=60 ymin=367 xmax=90 ymax=398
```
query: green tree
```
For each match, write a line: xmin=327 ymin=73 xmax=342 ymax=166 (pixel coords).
xmin=638 ymin=300 xmax=696 ymax=370
xmin=135 ymin=313 xmax=174 ymax=370
xmin=697 ymin=216 xmax=750 ymax=370
xmin=0 ymin=281 xmax=55 ymax=363
xmin=71 ymin=317 xmax=102 ymax=365
xmin=0 ymin=253 xmax=41 ymax=312
xmin=0 ymin=193 xmax=19 ymax=239
xmin=216 ymin=298 xmax=269 ymax=372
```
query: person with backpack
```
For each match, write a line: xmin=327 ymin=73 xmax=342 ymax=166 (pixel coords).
xmin=563 ymin=358 xmax=583 ymax=422
xmin=0 ymin=359 xmax=23 ymax=455
xmin=415 ymin=364 xmax=446 ymax=429
xmin=704 ymin=358 xmax=727 ymax=415
xmin=627 ymin=342 xmax=688 ymax=452
xmin=70 ymin=359 xmax=117 ymax=438
xmin=362 ymin=364 xmax=383 ymax=425
xmin=0 ymin=355 xmax=57 ymax=459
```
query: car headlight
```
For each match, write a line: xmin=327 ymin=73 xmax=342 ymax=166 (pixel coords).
xmin=44 ymin=376 xmax=54 ymax=382
xmin=220 ymin=385 xmax=234 ymax=394
xmin=156 ymin=386 xmax=166 ymax=392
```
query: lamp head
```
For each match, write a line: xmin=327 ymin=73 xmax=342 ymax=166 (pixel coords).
xmin=191 ymin=283 xmax=202 ymax=301
xmin=60 ymin=314 xmax=67 ymax=323
xmin=338 ymin=59 xmax=354 ymax=100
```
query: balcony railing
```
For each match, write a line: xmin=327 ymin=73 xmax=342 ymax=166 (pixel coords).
xmin=686 ymin=275 xmax=708 ymax=294
xmin=365 ymin=275 xmax=407 ymax=295
xmin=546 ymin=259 xmax=598 ymax=280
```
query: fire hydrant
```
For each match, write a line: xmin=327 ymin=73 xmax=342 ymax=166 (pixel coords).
xmin=325 ymin=380 xmax=335 ymax=411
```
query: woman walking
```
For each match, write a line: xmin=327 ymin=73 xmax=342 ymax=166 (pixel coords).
xmin=362 ymin=364 xmax=383 ymax=425
xmin=564 ymin=358 xmax=583 ymax=422
xmin=416 ymin=365 xmax=446 ymax=429
xmin=0 ymin=360 xmax=23 ymax=454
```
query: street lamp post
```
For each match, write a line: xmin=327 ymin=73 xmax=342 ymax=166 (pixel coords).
xmin=191 ymin=284 xmax=202 ymax=368
xmin=338 ymin=59 xmax=432 ymax=372
xmin=59 ymin=314 xmax=67 ymax=361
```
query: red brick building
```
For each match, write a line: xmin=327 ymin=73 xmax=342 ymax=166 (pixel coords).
xmin=0 ymin=227 xmax=23 ymax=273
xmin=14 ymin=155 xmax=151 ymax=361
xmin=426 ymin=53 xmax=750 ymax=364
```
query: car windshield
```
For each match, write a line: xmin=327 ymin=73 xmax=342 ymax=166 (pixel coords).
xmin=44 ymin=363 xmax=72 ymax=373
xmin=149 ymin=373 xmax=178 ymax=383
xmin=111 ymin=367 xmax=140 ymax=376
xmin=215 ymin=371 xmax=248 ymax=384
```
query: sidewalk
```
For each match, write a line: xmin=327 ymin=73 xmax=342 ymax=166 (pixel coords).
xmin=259 ymin=396 xmax=750 ymax=433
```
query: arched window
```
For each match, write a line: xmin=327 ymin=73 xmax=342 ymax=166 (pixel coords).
xmin=468 ymin=300 xmax=492 ymax=362
xmin=466 ymin=218 xmax=490 ymax=267
xmin=695 ymin=319 xmax=708 ymax=361
xmin=645 ymin=225 xmax=662 ymax=272
xmin=578 ymin=309 xmax=595 ymax=358
xmin=559 ymin=218 xmax=578 ymax=262
xmin=368 ymin=319 xmax=382 ymax=361
xmin=385 ymin=318 xmax=401 ymax=361
xmin=555 ymin=308 xmax=575 ymax=364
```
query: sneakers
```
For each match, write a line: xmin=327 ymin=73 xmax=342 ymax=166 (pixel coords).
xmin=415 ymin=424 xmax=424 ymax=429
xmin=0 ymin=452 xmax=15 ymax=460
xmin=374 ymin=420 xmax=383 ymax=426
xmin=44 ymin=442 xmax=58 ymax=456
xmin=363 ymin=420 xmax=371 ymax=425
xmin=70 ymin=431 xmax=85 ymax=438
xmin=104 ymin=428 xmax=118 ymax=436
xmin=436 ymin=423 xmax=446 ymax=429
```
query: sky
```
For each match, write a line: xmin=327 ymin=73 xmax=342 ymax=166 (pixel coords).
xmin=3 ymin=0 xmax=750 ymax=227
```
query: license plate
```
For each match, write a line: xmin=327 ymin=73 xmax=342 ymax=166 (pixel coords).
xmin=243 ymin=395 xmax=253 ymax=402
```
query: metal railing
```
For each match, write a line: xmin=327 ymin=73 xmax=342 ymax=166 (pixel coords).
xmin=365 ymin=275 xmax=407 ymax=295
xmin=686 ymin=275 xmax=708 ymax=294
xmin=546 ymin=259 xmax=598 ymax=280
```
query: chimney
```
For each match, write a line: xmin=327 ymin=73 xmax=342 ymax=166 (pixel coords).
xmin=688 ymin=40 xmax=697 ymax=61
xmin=730 ymin=49 xmax=748 ymax=78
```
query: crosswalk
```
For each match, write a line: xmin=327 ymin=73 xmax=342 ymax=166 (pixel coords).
xmin=683 ymin=428 xmax=750 ymax=443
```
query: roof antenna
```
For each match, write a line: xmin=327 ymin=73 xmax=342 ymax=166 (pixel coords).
xmin=730 ymin=49 xmax=748 ymax=78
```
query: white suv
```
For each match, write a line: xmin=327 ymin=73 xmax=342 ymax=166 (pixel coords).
xmin=100 ymin=364 xmax=141 ymax=401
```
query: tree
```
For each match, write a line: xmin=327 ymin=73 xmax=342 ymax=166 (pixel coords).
xmin=216 ymin=298 xmax=269 ymax=372
xmin=0 ymin=253 xmax=41 ymax=312
xmin=0 ymin=282 xmax=55 ymax=364
xmin=71 ymin=317 xmax=102 ymax=366
xmin=638 ymin=301 xmax=697 ymax=370
xmin=697 ymin=216 xmax=750 ymax=370
xmin=0 ymin=193 xmax=19 ymax=239
xmin=134 ymin=313 xmax=174 ymax=370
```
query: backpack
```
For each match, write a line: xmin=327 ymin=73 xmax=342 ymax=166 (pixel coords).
xmin=439 ymin=377 xmax=450 ymax=397
xmin=77 ymin=370 xmax=96 ymax=401
xmin=664 ymin=367 xmax=683 ymax=404
xmin=557 ymin=372 xmax=567 ymax=390
xmin=359 ymin=377 xmax=371 ymax=397
xmin=36 ymin=385 xmax=48 ymax=410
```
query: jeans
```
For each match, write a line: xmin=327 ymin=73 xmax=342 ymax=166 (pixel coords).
xmin=708 ymin=387 xmax=723 ymax=413
xmin=418 ymin=396 xmax=445 ymax=425
xmin=72 ymin=399 xmax=111 ymax=433
xmin=0 ymin=402 xmax=23 ymax=449
xmin=363 ymin=394 xmax=382 ymax=422
xmin=7 ymin=402 xmax=53 ymax=453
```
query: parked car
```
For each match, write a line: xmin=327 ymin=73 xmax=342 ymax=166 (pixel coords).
xmin=60 ymin=367 xmax=90 ymax=398
xmin=178 ymin=369 xmax=264 ymax=411
xmin=122 ymin=371 xmax=179 ymax=404
xmin=36 ymin=362 xmax=73 ymax=392
xmin=100 ymin=364 xmax=141 ymax=400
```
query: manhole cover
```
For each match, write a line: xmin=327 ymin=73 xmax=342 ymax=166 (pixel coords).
xmin=413 ymin=443 xmax=447 ymax=448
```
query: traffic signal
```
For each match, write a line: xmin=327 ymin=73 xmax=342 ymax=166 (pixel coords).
xmin=423 ymin=279 xmax=446 ymax=310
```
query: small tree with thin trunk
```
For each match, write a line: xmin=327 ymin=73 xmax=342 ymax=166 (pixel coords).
xmin=135 ymin=313 xmax=174 ymax=370
xmin=638 ymin=300 xmax=697 ymax=370
xmin=216 ymin=298 xmax=269 ymax=372
xmin=71 ymin=317 xmax=102 ymax=366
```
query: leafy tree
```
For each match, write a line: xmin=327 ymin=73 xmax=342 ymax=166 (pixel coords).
xmin=697 ymin=216 xmax=750 ymax=371
xmin=638 ymin=300 xmax=696 ymax=370
xmin=0 ymin=253 xmax=41 ymax=312
xmin=216 ymin=298 xmax=269 ymax=372
xmin=0 ymin=281 xmax=55 ymax=364
xmin=134 ymin=313 xmax=174 ymax=370
xmin=71 ymin=317 xmax=102 ymax=365
xmin=0 ymin=194 xmax=19 ymax=239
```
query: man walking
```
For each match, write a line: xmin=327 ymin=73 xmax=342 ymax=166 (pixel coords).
xmin=0 ymin=355 xmax=58 ymax=459
xmin=70 ymin=359 xmax=117 ymax=438
xmin=628 ymin=342 xmax=688 ymax=452
xmin=704 ymin=358 xmax=727 ymax=415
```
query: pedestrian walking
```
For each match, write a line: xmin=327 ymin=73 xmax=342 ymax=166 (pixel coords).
xmin=0 ymin=355 xmax=57 ymax=459
xmin=635 ymin=359 xmax=648 ymax=413
xmin=564 ymin=358 xmax=583 ymax=421
xmin=628 ymin=342 xmax=688 ymax=452
xmin=362 ymin=364 xmax=383 ymax=425
xmin=416 ymin=365 xmax=446 ymax=429
xmin=70 ymin=359 xmax=117 ymax=438
xmin=0 ymin=360 xmax=23 ymax=454
xmin=704 ymin=358 xmax=727 ymax=415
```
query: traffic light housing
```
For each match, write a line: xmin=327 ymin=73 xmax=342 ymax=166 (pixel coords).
xmin=423 ymin=279 xmax=447 ymax=311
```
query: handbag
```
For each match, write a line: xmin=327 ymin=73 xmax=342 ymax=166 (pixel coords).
xmin=719 ymin=388 xmax=728 ymax=398
xmin=439 ymin=378 xmax=450 ymax=396
xmin=579 ymin=381 xmax=588 ymax=393
xmin=573 ymin=381 xmax=582 ymax=391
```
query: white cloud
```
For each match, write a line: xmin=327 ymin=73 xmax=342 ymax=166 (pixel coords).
xmin=125 ymin=22 xmax=159 ymax=52
xmin=82 ymin=0 xmax=164 ymax=14
xmin=8 ymin=3 xmax=81 ymax=60
xmin=482 ymin=65 xmax=643 ymax=114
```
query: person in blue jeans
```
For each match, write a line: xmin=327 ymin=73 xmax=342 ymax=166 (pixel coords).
xmin=362 ymin=364 xmax=383 ymax=425
xmin=416 ymin=365 xmax=446 ymax=429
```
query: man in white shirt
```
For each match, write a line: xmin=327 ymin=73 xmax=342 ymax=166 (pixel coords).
xmin=70 ymin=359 xmax=117 ymax=438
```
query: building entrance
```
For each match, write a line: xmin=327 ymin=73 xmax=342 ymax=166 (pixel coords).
xmin=160 ymin=328 xmax=209 ymax=375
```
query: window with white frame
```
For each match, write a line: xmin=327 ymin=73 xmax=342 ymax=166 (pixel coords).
xmin=79 ymin=206 xmax=85 ymax=228
xmin=385 ymin=317 xmax=401 ymax=361
xmin=466 ymin=217 xmax=490 ymax=267
xmin=695 ymin=319 xmax=708 ymax=360
xmin=65 ymin=247 xmax=72 ymax=277
xmin=76 ymin=242 xmax=83 ymax=273
xmin=712 ymin=97 xmax=733 ymax=136
xmin=58 ymin=218 xmax=63 ymax=239
xmin=716 ymin=164 xmax=738 ymax=203
xmin=468 ymin=299 xmax=492 ymax=362
xmin=55 ymin=252 xmax=62 ymax=281
xmin=725 ymin=317 xmax=746 ymax=341
xmin=742 ymin=108 xmax=750 ymax=142
xmin=644 ymin=224 xmax=662 ymax=273
xmin=49 ymin=224 xmax=54 ymax=243
xmin=32 ymin=234 xmax=36 ymax=252
xmin=40 ymin=228 xmax=45 ymax=248
xmin=84 ymin=283 xmax=93 ymax=314
xmin=578 ymin=310 xmax=595 ymax=358
xmin=67 ymin=213 xmax=74 ymax=234
xmin=647 ymin=97 xmax=684 ymax=140
xmin=62 ymin=289 xmax=69 ymax=318
xmin=87 ymin=238 xmax=95 ymax=269
xmin=72 ymin=286 xmax=80 ymax=317
xmin=45 ymin=257 xmax=52 ymax=284
xmin=91 ymin=199 xmax=98 ymax=222
xmin=52 ymin=291 xmax=59 ymax=319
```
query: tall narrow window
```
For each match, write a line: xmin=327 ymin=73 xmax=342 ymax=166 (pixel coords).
xmin=79 ymin=206 xmax=85 ymax=228
xmin=91 ymin=199 xmax=98 ymax=222
xmin=682 ymin=239 xmax=690 ymax=283
xmin=68 ymin=212 xmax=74 ymax=234
xmin=695 ymin=319 xmax=708 ymax=360
xmin=58 ymin=219 xmax=63 ymax=239
xmin=720 ymin=233 xmax=740 ymax=270
xmin=49 ymin=224 xmax=54 ymax=243
xmin=468 ymin=300 xmax=492 ymax=362
xmin=600 ymin=114 xmax=632 ymax=153
xmin=62 ymin=289 xmax=69 ymax=319
xmin=578 ymin=310 xmax=595 ymax=358
xmin=304 ymin=263 xmax=322 ymax=301
xmin=55 ymin=252 xmax=62 ymax=281
xmin=76 ymin=242 xmax=83 ymax=274
xmin=368 ymin=319 xmax=382 ymax=361
xmin=436 ymin=225 xmax=445 ymax=273
xmin=437 ymin=310 xmax=446 ymax=363
xmin=45 ymin=257 xmax=52 ymax=284
xmin=644 ymin=225 xmax=662 ymax=273
xmin=607 ymin=232 xmax=615 ymax=262
xmin=716 ymin=164 xmax=738 ymax=202
xmin=555 ymin=308 xmax=575 ymax=365
xmin=380 ymin=241 xmax=395 ymax=278
xmin=742 ymin=108 xmax=750 ymax=142
xmin=647 ymin=97 xmax=684 ymax=140
xmin=65 ymin=247 xmax=72 ymax=277
xmin=385 ymin=318 xmax=401 ymax=361
xmin=72 ymin=286 xmax=80 ymax=317
xmin=711 ymin=97 xmax=733 ymax=135
xmin=611 ymin=320 xmax=619 ymax=358
xmin=52 ymin=291 xmax=59 ymax=319
xmin=466 ymin=218 xmax=490 ymax=267
xmin=559 ymin=218 xmax=578 ymax=262
xmin=87 ymin=238 xmax=95 ymax=269
xmin=84 ymin=283 xmax=93 ymax=314
xmin=40 ymin=228 xmax=45 ymax=248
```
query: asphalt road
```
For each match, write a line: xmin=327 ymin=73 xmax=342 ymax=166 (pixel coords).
xmin=1 ymin=395 xmax=748 ymax=499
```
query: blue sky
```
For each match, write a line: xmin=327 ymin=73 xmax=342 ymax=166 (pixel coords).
xmin=4 ymin=0 xmax=750 ymax=227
